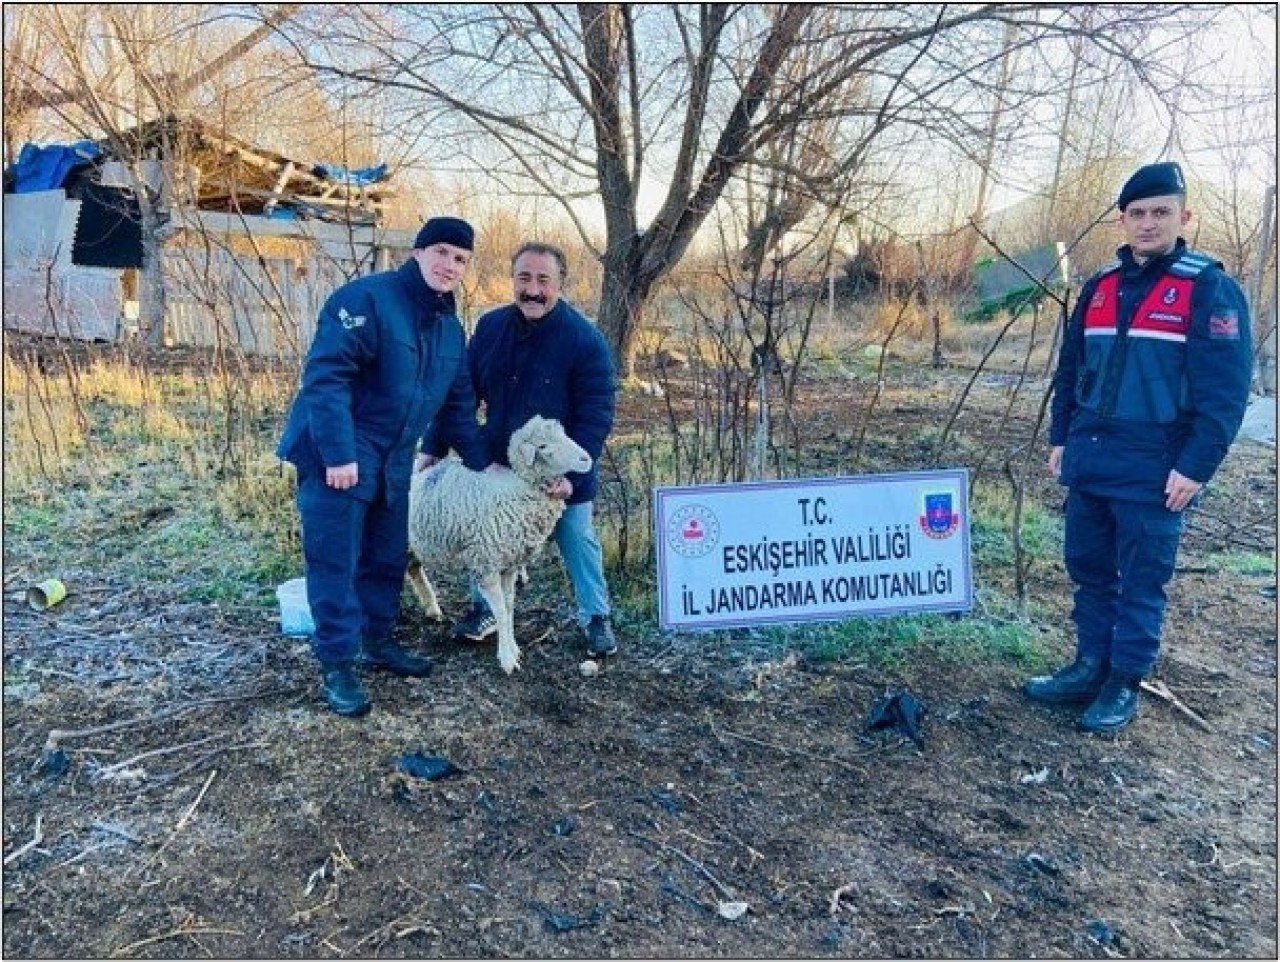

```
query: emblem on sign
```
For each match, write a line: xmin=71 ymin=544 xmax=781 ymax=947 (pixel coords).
xmin=667 ymin=504 xmax=720 ymax=558
xmin=920 ymin=492 xmax=961 ymax=539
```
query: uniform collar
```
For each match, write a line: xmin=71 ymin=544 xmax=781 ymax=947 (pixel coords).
xmin=1118 ymin=237 xmax=1186 ymax=273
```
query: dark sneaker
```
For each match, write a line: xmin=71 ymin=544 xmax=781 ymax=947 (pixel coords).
xmin=1024 ymin=655 xmax=1108 ymax=705
xmin=585 ymin=615 xmax=618 ymax=658
xmin=321 ymin=663 xmax=371 ymax=717
xmin=1078 ymin=672 xmax=1142 ymax=734
xmin=360 ymin=638 xmax=433 ymax=677
xmin=454 ymin=603 xmax=497 ymax=642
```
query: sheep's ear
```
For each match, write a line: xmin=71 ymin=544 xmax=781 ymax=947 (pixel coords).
xmin=517 ymin=440 xmax=537 ymax=468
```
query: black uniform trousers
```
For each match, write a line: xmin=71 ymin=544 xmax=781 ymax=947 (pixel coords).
xmin=1064 ymin=488 xmax=1184 ymax=678
xmin=296 ymin=473 xmax=409 ymax=666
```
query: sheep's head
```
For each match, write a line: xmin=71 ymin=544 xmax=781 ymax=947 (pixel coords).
xmin=508 ymin=416 xmax=592 ymax=482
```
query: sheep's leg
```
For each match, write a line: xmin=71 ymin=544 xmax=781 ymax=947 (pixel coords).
xmin=406 ymin=558 xmax=443 ymax=620
xmin=498 ymin=567 xmax=520 ymax=670
xmin=476 ymin=574 xmax=519 ymax=674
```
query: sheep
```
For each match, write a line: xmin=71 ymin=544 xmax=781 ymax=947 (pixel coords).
xmin=406 ymin=415 xmax=592 ymax=674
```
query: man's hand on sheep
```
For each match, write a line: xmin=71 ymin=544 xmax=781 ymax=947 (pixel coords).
xmin=414 ymin=453 xmax=439 ymax=473
xmin=545 ymin=477 xmax=572 ymax=500
xmin=327 ymin=462 xmax=358 ymax=489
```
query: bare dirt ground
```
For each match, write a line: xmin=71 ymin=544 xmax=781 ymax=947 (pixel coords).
xmin=3 ymin=357 xmax=1276 ymax=959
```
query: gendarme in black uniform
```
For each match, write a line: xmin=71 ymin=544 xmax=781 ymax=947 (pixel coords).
xmin=1027 ymin=161 xmax=1253 ymax=733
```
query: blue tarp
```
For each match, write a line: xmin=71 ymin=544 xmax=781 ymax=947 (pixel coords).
xmin=11 ymin=141 xmax=102 ymax=193
xmin=311 ymin=162 xmax=388 ymax=188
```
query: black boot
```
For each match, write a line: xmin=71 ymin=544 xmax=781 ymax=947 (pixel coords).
xmin=1024 ymin=655 xmax=1108 ymax=705
xmin=1078 ymin=671 xmax=1142 ymax=733
xmin=321 ymin=663 xmax=371 ymax=717
xmin=360 ymin=638 xmax=433 ymax=677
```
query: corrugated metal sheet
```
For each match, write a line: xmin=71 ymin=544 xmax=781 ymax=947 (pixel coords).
xmin=2 ymin=265 xmax=120 ymax=341
xmin=4 ymin=194 xmax=413 ymax=355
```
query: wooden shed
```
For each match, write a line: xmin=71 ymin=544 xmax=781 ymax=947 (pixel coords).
xmin=3 ymin=116 xmax=416 ymax=355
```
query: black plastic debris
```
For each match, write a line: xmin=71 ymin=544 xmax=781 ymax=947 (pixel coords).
xmin=395 ymin=752 xmax=464 ymax=781
xmin=865 ymin=689 xmax=927 ymax=748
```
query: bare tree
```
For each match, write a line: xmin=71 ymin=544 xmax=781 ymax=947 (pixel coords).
xmin=273 ymin=4 xmax=1213 ymax=376
xmin=958 ymin=19 xmax=1020 ymax=271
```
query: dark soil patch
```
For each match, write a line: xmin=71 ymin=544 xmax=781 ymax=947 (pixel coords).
xmin=3 ymin=357 xmax=1276 ymax=958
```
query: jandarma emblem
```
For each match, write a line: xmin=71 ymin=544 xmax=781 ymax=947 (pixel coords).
xmin=919 ymin=492 xmax=961 ymax=539
xmin=667 ymin=504 xmax=720 ymax=558
xmin=1162 ymin=286 xmax=1179 ymax=305
xmin=338 ymin=307 xmax=367 ymax=329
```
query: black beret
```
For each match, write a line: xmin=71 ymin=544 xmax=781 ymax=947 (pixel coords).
xmin=1117 ymin=162 xmax=1186 ymax=211
xmin=414 ymin=216 xmax=474 ymax=251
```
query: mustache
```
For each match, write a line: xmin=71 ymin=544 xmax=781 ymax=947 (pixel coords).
xmin=519 ymin=294 xmax=548 ymax=305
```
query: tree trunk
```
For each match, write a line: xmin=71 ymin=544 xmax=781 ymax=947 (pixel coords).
xmin=139 ymin=204 xmax=169 ymax=347
xmin=959 ymin=20 xmax=1019 ymax=270
xmin=1250 ymin=185 xmax=1276 ymax=396
xmin=596 ymin=234 xmax=652 ymax=378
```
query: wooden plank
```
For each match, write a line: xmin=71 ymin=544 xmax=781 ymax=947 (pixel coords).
xmin=263 ymin=161 xmax=297 ymax=216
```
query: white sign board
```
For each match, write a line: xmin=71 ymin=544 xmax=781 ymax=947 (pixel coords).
xmin=654 ymin=470 xmax=972 ymax=631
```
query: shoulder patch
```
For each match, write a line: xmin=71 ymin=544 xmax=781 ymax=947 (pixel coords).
xmin=1207 ymin=309 xmax=1241 ymax=340
xmin=337 ymin=306 xmax=367 ymax=330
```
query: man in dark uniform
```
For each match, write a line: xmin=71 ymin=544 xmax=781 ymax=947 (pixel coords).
xmin=1025 ymin=161 xmax=1254 ymax=734
xmin=277 ymin=217 xmax=489 ymax=716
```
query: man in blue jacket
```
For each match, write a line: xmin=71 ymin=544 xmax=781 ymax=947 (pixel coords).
xmin=428 ymin=241 xmax=619 ymax=659
xmin=278 ymin=217 xmax=489 ymax=716
xmin=1025 ymin=162 xmax=1253 ymax=733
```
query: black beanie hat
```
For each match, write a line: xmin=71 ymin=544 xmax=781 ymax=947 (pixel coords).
xmin=414 ymin=216 xmax=474 ymax=251
xmin=1117 ymin=162 xmax=1186 ymax=211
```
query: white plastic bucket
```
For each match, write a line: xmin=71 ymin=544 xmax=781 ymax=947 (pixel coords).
xmin=276 ymin=577 xmax=315 ymax=636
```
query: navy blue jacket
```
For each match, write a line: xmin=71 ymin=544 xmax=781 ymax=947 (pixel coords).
xmin=1050 ymin=239 xmax=1252 ymax=502
xmin=277 ymin=259 xmax=488 ymax=501
xmin=431 ymin=299 xmax=616 ymax=505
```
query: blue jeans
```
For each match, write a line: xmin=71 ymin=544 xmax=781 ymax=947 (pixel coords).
xmin=297 ymin=475 xmax=409 ymax=666
xmin=472 ymin=501 xmax=610 ymax=624
xmin=1064 ymin=489 xmax=1184 ymax=677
